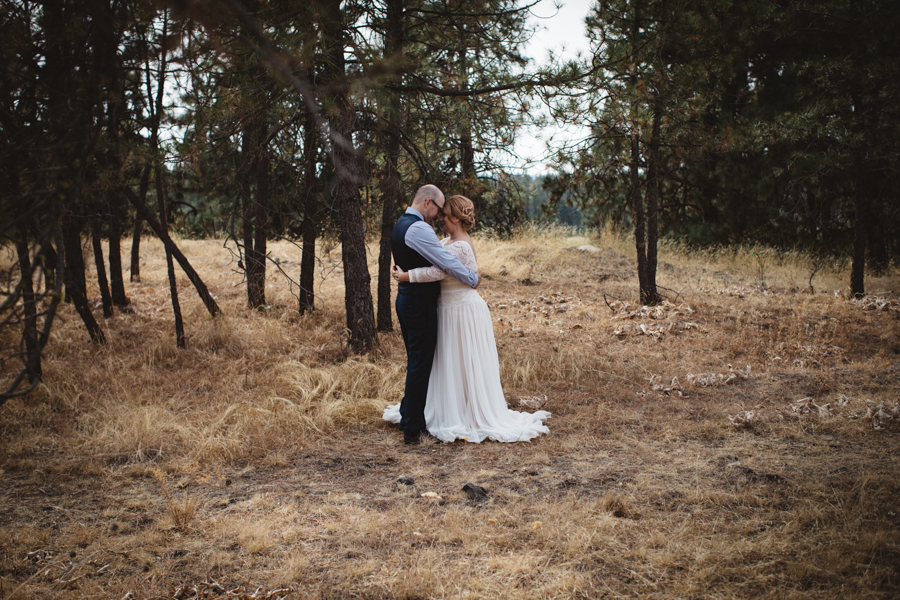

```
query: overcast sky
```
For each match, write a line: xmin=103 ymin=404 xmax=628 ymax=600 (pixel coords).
xmin=512 ymin=0 xmax=594 ymax=175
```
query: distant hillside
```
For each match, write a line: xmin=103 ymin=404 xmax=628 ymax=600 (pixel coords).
xmin=512 ymin=174 xmax=583 ymax=228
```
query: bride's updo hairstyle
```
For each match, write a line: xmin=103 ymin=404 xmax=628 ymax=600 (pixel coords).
xmin=447 ymin=195 xmax=476 ymax=231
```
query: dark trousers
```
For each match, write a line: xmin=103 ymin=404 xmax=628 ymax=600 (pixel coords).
xmin=395 ymin=292 xmax=438 ymax=435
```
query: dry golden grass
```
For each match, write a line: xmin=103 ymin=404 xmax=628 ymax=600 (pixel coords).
xmin=0 ymin=227 xmax=899 ymax=599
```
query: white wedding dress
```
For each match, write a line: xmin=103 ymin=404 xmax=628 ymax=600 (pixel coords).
xmin=384 ymin=239 xmax=550 ymax=443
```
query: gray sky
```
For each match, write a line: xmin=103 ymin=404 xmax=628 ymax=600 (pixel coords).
xmin=513 ymin=0 xmax=594 ymax=175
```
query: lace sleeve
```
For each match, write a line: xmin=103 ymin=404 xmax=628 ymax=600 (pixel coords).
xmin=408 ymin=263 xmax=447 ymax=283
xmin=453 ymin=241 xmax=477 ymax=271
xmin=408 ymin=241 xmax=476 ymax=282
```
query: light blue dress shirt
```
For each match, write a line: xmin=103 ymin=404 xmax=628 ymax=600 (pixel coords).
xmin=403 ymin=208 xmax=479 ymax=288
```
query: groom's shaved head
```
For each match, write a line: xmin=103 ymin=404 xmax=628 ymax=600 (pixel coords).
xmin=410 ymin=184 xmax=445 ymax=224
xmin=412 ymin=184 xmax=444 ymax=206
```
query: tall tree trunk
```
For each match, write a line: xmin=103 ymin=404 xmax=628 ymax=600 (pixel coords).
xmin=377 ymin=133 xmax=400 ymax=331
xmin=299 ymin=97 xmax=318 ymax=314
xmin=644 ymin=95 xmax=662 ymax=305
xmin=630 ymin=134 xmax=650 ymax=305
xmin=377 ymin=0 xmax=404 ymax=332
xmin=130 ymin=165 xmax=150 ymax=282
xmin=107 ymin=195 xmax=128 ymax=306
xmin=850 ymin=84 xmax=868 ymax=299
xmin=63 ymin=215 xmax=87 ymax=305
xmin=133 ymin=10 xmax=164 ymax=286
xmin=157 ymin=197 xmax=185 ymax=350
xmin=629 ymin=0 xmax=653 ymax=306
xmin=156 ymin=167 xmax=185 ymax=347
xmin=91 ymin=217 xmax=113 ymax=317
xmin=239 ymin=117 xmax=261 ymax=308
xmin=336 ymin=135 xmax=376 ymax=352
xmin=254 ymin=116 xmax=269 ymax=305
xmin=15 ymin=228 xmax=42 ymax=383
xmin=850 ymin=151 xmax=868 ymax=298
xmin=104 ymin=103 xmax=128 ymax=306
xmin=152 ymin=10 xmax=184 ymax=347
xmin=62 ymin=214 xmax=106 ymax=344
xmin=322 ymin=0 xmax=376 ymax=352
xmin=102 ymin=26 xmax=128 ymax=308
xmin=40 ymin=0 xmax=103 ymax=344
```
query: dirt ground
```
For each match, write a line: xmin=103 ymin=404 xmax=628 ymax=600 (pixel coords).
xmin=1 ymin=234 xmax=899 ymax=599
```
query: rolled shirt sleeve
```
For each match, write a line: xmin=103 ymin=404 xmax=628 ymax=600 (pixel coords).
xmin=404 ymin=220 xmax=478 ymax=288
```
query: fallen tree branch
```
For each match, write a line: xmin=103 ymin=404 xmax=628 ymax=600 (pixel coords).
xmin=124 ymin=187 xmax=222 ymax=317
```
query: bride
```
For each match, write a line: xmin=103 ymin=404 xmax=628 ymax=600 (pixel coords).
xmin=384 ymin=195 xmax=550 ymax=443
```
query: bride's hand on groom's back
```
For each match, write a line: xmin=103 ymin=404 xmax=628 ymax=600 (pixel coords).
xmin=392 ymin=265 xmax=409 ymax=282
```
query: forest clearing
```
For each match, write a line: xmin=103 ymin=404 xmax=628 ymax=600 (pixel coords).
xmin=1 ymin=228 xmax=898 ymax=599
xmin=4 ymin=0 xmax=899 ymax=597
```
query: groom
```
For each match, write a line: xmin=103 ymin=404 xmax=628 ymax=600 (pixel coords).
xmin=391 ymin=184 xmax=481 ymax=445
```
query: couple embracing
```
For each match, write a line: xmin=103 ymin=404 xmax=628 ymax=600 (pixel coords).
xmin=384 ymin=184 xmax=551 ymax=445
